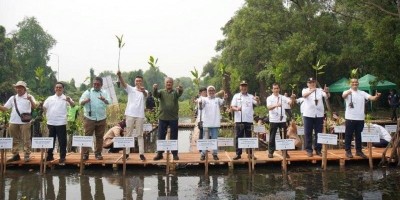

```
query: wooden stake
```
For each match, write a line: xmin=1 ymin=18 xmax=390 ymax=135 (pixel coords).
xmin=40 ymin=148 xmax=44 ymax=174
xmin=122 ymin=148 xmax=126 ymax=176
xmin=79 ymin=147 xmax=84 ymax=175
xmin=368 ymin=142 xmax=373 ymax=169
xmin=321 ymin=144 xmax=327 ymax=170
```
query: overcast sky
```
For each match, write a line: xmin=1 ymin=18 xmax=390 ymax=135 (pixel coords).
xmin=0 ymin=0 xmax=244 ymax=84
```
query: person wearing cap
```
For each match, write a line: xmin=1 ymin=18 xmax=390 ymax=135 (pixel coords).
xmin=231 ymin=80 xmax=260 ymax=160
xmin=43 ymin=82 xmax=74 ymax=165
xmin=302 ymin=77 xmax=330 ymax=157
xmin=266 ymin=83 xmax=294 ymax=158
xmin=198 ymin=85 xmax=227 ymax=161
xmin=79 ymin=77 xmax=111 ymax=160
xmin=152 ymin=77 xmax=184 ymax=161
xmin=0 ymin=81 xmax=37 ymax=162
xmin=117 ymin=71 xmax=147 ymax=161
xmin=342 ymin=78 xmax=381 ymax=158
xmin=103 ymin=119 xmax=126 ymax=153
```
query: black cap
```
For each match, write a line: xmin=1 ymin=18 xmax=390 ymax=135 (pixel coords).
xmin=307 ymin=77 xmax=316 ymax=82
xmin=240 ymin=80 xmax=248 ymax=85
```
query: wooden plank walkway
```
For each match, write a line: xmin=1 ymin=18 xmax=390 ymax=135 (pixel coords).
xmin=3 ymin=148 xmax=393 ymax=169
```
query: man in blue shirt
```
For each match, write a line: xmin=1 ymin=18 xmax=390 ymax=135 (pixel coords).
xmin=79 ymin=77 xmax=111 ymax=160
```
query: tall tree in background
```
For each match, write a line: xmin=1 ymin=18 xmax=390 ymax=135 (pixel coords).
xmin=0 ymin=26 xmax=20 ymax=102
xmin=13 ymin=17 xmax=56 ymax=92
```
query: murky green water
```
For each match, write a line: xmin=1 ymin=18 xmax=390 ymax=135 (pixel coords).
xmin=2 ymin=163 xmax=400 ymax=200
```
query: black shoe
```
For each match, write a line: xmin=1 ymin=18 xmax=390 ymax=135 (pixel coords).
xmin=346 ymin=151 xmax=353 ymax=158
xmin=95 ymin=153 xmax=103 ymax=160
xmin=316 ymin=151 xmax=322 ymax=157
xmin=153 ymin=154 xmax=163 ymax=161
xmin=268 ymin=153 xmax=273 ymax=158
xmin=232 ymin=155 xmax=241 ymax=160
xmin=7 ymin=154 xmax=20 ymax=162
xmin=307 ymin=152 xmax=313 ymax=157
xmin=59 ymin=158 xmax=66 ymax=166
xmin=213 ymin=155 xmax=219 ymax=160
xmin=46 ymin=156 xmax=54 ymax=162
xmin=83 ymin=154 xmax=89 ymax=161
xmin=356 ymin=151 xmax=367 ymax=159
xmin=124 ymin=154 xmax=129 ymax=159
xmin=139 ymin=154 xmax=146 ymax=161
xmin=200 ymin=155 xmax=205 ymax=161
xmin=173 ymin=155 xmax=179 ymax=160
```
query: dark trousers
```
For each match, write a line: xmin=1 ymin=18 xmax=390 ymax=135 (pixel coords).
xmin=83 ymin=118 xmax=106 ymax=155
xmin=269 ymin=122 xmax=287 ymax=154
xmin=345 ymin=119 xmax=364 ymax=152
xmin=304 ymin=116 xmax=323 ymax=153
xmin=157 ymin=120 xmax=179 ymax=155
xmin=372 ymin=139 xmax=389 ymax=148
xmin=391 ymin=106 xmax=398 ymax=121
xmin=235 ymin=122 xmax=252 ymax=155
xmin=47 ymin=125 xmax=67 ymax=159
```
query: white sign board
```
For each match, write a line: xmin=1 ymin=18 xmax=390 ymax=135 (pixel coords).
xmin=143 ymin=123 xmax=153 ymax=132
xmin=385 ymin=125 xmax=397 ymax=133
xmin=253 ymin=125 xmax=266 ymax=133
xmin=0 ymin=138 xmax=12 ymax=149
xmin=334 ymin=126 xmax=346 ymax=133
xmin=197 ymin=139 xmax=218 ymax=151
xmin=297 ymin=126 xmax=304 ymax=136
xmin=217 ymin=138 xmax=234 ymax=147
xmin=238 ymin=138 xmax=258 ymax=149
xmin=156 ymin=140 xmax=178 ymax=151
xmin=276 ymin=139 xmax=295 ymax=150
xmin=361 ymin=132 xmax=380 ymax=143
xmin=72 ymin=136 xmax=94 ymax=147
xmin=317 ymin=133 xmax=338 ymax=145
xmin=363 ymin=126 xmax=377 ymax=134
xmin=113 ymin=137 xmax=135 ymax=148
xmin=32 ymin=137 xmax=54 ymax=148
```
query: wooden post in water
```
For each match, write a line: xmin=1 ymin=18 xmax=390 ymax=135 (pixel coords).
xmin=204 ymin=128 xmax=209 ymax=175
xmin=282 ymin=150 xmax=287 ymax=173
xmin=43 ymin=148 xmax=47 ymax=174
xmin=166 ymin=128 xmax=170 ymax=174
xmin=1 ymin=149 xmax=4 ymax=175
xmin=368 ymin=142 xmax=373 ymax=169
xmin=40 ymin=148 xmax=44 ymax=174
xmin=79 ymin=147 xmax=84 ymax=175
xmin=321 ymin=119 xmax=328 ymax=170
xmin=321 ymin=144 xmax=327 ymax=170
xmin=122 ymin=148 xmax=126 ymax=176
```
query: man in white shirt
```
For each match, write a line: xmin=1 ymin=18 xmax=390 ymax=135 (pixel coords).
xmin=43 ymin=82 xmax=74 ymax=165
xmin=342 ymin=78 xmax=381 ymax=158
xmin=0 ymin=81 xmax=36 ymax=162
xmin=302 ymin=77 xmax=330 ymax=157
xmin=267 ymin=83 xmax=294 ymax=158
xmin=371 ymin=124 xmax=391 ymax=148
xmin=198 ymin=86 xmax=226 ymax=161
xmin=117 ymin=71 xmax=147 ymax=161
xmin=230 ymin=81 xmax=260 ymax=160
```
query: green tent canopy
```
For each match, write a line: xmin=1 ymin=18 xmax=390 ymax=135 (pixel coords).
xmin=329 ymin=74 xmax=397 ymax=94
xmin=358 ymin=74 xmax=397 ymax=93
xmin=329 ymin=77 xmax=349 ymax=93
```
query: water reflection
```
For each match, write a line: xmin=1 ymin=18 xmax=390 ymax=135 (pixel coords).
xmin=1 ymin=165 xmax=400 ymax=199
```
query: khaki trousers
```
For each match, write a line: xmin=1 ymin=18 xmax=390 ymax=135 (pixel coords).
xmin=9 ymin=123 xmax=32 ymax=156
xmin=83 ymin=118 xmax=106 ymax=155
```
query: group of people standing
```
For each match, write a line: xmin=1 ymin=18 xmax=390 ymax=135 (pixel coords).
xmin=0 ymin=74 xmax=386 ymax=164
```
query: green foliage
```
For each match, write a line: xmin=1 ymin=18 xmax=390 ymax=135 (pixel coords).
xmin=254 ymin=105 xmax=267 ymax=118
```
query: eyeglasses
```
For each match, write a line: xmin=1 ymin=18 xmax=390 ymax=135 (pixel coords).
xmin=93 ymin=83 xmax=101 ymax=86
xmin=55 ymin=86 xmax=63 ymax=89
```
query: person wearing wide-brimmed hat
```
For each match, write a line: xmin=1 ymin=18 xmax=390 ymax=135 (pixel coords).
xmin=0 ymin=81 xmax=37 ymax=162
